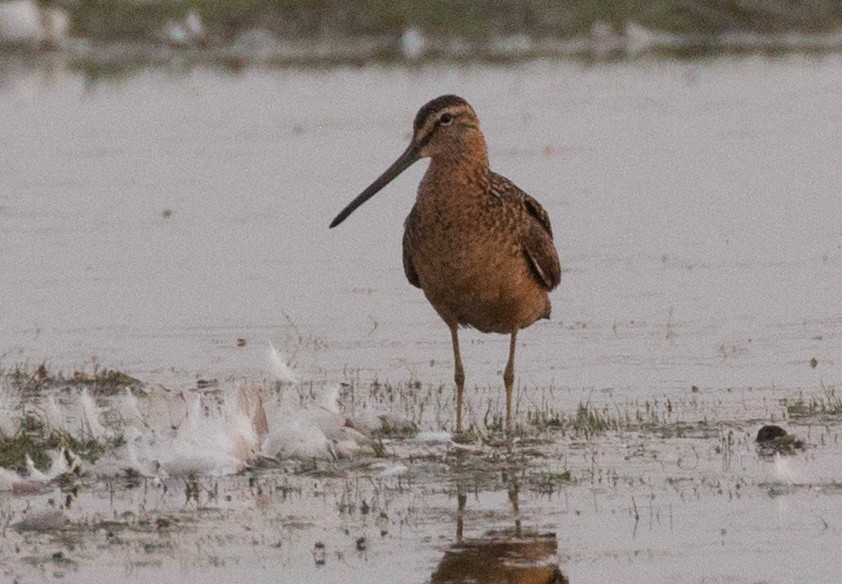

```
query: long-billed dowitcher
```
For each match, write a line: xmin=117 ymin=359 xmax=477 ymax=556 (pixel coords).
xmin=330 ymin=95 xmax=560 ymax=434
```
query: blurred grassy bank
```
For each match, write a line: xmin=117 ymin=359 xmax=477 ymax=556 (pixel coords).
xmin=3 ymin=1 xmax=842 ymax=71
xmin=54 ymin=0 xmax=842 ymax=43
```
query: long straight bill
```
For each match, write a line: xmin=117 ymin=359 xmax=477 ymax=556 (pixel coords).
xmin=329 ymin=143 xmax=420 ymax=228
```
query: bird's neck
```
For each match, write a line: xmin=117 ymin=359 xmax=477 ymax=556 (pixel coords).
xmin=423 ymin=138 xmax=490 ymax=196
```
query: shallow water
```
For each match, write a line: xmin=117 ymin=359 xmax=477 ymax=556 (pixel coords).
xmin=2 ymin=56 xmax=842 ymax=582
xmin=2 ymin=58 xmax=841 ymax=394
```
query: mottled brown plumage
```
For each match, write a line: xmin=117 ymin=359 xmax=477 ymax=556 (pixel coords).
xmin=330 ymin=95 xmax=561 ymax=434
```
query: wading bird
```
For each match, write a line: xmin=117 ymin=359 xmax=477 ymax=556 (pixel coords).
xmin=330 ymin=95 xmax=560 ymax=434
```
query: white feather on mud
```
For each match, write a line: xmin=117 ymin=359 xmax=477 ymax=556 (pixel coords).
xmin=78 ymin=388 xmax=109 ymax=441
xmin=0 ymin=467 xmax=23 ymax=491
xmin=0 ymin=448 xmax=76 ymax=494
xmin=268 ymin=343 xmax=299 ymax=383
xmin=1 ymin=355 xmax=383 ymax=484
xmin=25 ymin=454 xmax=50 ymax=482
xmin=137 ymin=389 xmax=259 ymax=477
xmin=116 ymin=387 xmax=146 ymax=430
xmin=260 ymin=383 xmax=375 ymax=461
xmin=40 ymin=394 xmax=66 ymax=435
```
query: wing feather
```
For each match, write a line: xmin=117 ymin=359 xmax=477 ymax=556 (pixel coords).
xmin=402 ymin=214 xmax=421 ymax=288
xmin=490 ymin=173 xmax=561 ymax=291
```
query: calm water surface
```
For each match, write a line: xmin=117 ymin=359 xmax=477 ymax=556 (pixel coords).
xmin=3 ymin=57 xmax=840 ymax=397
xmin=1 ymin=56 xmax=842 ymax=583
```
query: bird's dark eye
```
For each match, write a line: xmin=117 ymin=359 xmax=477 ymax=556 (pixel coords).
xmin=439 ymin=113 xmax=453 ymax=125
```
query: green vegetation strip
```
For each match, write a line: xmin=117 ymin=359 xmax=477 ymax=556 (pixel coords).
xmin=61 ymin=0 xmax=842 ymax=43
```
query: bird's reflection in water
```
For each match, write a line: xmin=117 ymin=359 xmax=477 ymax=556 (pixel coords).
xmin=431 ymin=451 xmax=569 ymax=584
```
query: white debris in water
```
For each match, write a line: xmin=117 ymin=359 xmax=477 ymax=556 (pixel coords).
xmin=0 ymin=0 xmax=68 ymax=47
xmin=162 ymin=9 xmax=205 ymax=47
xmin=261 ymin=384 xmax=373 ymax=461
xmin=116 ymin=387 xmax=146 ymax=430
xmin=772 ymin=452 xmax=800 ymax=485
xmin=25 ymin=448 xmax=75 ymax=482
xmin=138 ymin=389 xmax=259 ymax=476
xmin=40 ymin=394 xmax=65 ymax=435
xmin=0 ymin=467 xmax=23 ymax=491
xmin=0 ymin=447 xmax=78 ymax=493
xmin=0 ymin=448 xmax=79 ymax=495
xmin=184 ymin=10 xmax=204 ymax=39
xmin=24 ymin=454 xmax=50 ymax=482
xmin=263 ymin=416 xmax=335 ymax=460
xmin=376 ymin=463 xmax=409 ymax=478
xmin=332 ymin=426 xmax=372 ymax=459
xmin=0 ymin=0 xmax=43 ymax=45
xmin=401 ymin=26 xmax=427 ymax=60
xmin=269 ymin=343 xmax=299 ymax=383
xmin=78 ymin=388 xmax=109 ymax=441
xmin=492 ymin=34 xmax=533 ymax=56
xmin=411 ymin=431 xmax=452 ymax=444
xmin=0 ymin=366 xmax=378 ymax=482
xmin=319 ymin=383 xmax=342 ymax=415
xmin=101 ymin=381 xmax=375 ymax=475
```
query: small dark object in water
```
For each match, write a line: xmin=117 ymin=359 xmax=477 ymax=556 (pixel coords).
xmin=756 ymin=424 xmax=805 ymax=456
xmin=184 ymin=477 xmax=200 ymax=503
xmin=756 ymin=425 xmax=788 ymax=442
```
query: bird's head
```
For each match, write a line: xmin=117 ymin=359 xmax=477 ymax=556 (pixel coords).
xmin=329 ymin=95 xmax=485 ymax=228
xmin=410 ymin=95 xmax=483 ymax=159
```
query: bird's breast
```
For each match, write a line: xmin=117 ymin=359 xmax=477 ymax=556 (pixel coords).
xmin=404 ymin=195 xmax=549 ymax=333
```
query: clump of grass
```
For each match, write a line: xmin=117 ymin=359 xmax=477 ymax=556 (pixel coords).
xmin=1 ymin=362 xmax=141 ymax=397
xmin=482 ymin=409 xmax=504 ymax=435
xmin=63 ymin=431 xmax=121 ymax=464
xmin=528 ymin=470 xmax=574 ymax=494
xmin=786 ymin=385 xmax=842 ymax=419
xmin=376 ymin=415 xmax=419 ymax=439
xmin=0 ymin=410 xmax=121 ymax=471
xmin=528 ymin=401 xmax=617 ymax=439
xmin=349 ymin=376 xmax=444 ymax=429
xmin=0 ymin=426 xmax=50 ymax=472
xmin=571 ymin=402 xmax=615 ymax=438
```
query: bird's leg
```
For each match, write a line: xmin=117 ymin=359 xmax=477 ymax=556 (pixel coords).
xmin=450 ymin=324 xmax=465 ymax=433
xmin=455 ymin=449 xmax=466 ymax=541
xmin=503 ymin=330 xmax=518 ymax=434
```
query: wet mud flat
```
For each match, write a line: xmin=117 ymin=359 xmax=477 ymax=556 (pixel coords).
xmin=1 ymin=372 xmax=841 ymax=584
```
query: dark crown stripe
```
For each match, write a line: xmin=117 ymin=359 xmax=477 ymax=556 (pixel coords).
xmin=413 ymin=95 xmax=469 ymax=131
